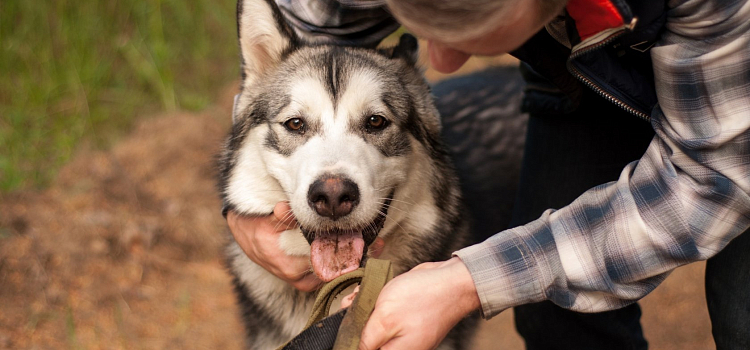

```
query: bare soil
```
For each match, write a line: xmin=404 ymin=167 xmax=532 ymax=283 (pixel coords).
xmin=0 ymin=63 xmax=715 ymax=349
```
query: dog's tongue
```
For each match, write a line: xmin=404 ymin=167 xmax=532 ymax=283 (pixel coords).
xmin=310 ymin=231 xmax=365 ymax=282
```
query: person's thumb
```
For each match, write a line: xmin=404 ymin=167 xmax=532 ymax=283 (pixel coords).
xmin=358 ymin=312 xmax=395 ymax=350
xmin=271 ymin=202 xmax=297 ymax=230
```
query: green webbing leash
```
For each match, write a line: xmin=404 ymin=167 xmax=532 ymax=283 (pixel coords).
xmin=333 ymin=259 xmax=393 ymax=350
xmin=277 ymin=259 xmax=394 ymax=350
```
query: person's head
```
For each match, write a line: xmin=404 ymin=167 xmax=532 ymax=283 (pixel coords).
xmin=385 ymin=0 xmax=567 ymax=72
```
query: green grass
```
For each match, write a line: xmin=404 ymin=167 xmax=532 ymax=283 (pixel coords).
xmin=65 ymin=306 xmax=82 ymax=350
xmin=0 ymin=0 xmax=238 ymax=191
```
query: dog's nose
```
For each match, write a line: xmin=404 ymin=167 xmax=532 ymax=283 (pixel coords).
xmin=307 ymin=176 xmax=360 ymax=220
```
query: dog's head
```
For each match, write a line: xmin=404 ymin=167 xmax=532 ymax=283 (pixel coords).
xmin=221 ymin=0 xmax=442 ymax=282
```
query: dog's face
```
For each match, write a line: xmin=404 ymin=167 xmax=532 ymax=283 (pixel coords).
xmin=250 ymin=47 xmax=417 ymax=281
xmin=221 ymin=0 xmax=441 ymax=282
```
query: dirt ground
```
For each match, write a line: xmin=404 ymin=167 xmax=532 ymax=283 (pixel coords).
xmin=0 ymin=61 xmax=716 ymax=349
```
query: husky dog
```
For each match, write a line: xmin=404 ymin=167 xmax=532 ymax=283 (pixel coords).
xmin=218 ymin=0 xmax=475 ymax=348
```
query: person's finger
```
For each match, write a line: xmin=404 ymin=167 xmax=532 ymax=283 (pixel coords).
xmin=428 ymin=40 xmax=471 ymax=74
xmin=341 ymin=286 xmax=359 ymax=309
xmin=340 ymin=285 xmax=360 ymax=309
xmin=378 ymin=336 xmax=414 ymax=350
xmin=271 ymin=202 xmax=298 ymax=231
xmin=226 ymin=210 xmax=253 ymax=253
xmin=411 ymin=261 xmax=436 ymax=271
xmin=226 ymin=210 xmax=243 ymax=231
xmin=368 ymin=238 xmax=385 ymax=258
xmin=272 ymin=257 xmax=323 ymax=292
xmin=274 ymin=256 xmax=310 ymax=278
xmin=266 ymin=254 xmax=323 ymax=292
xmin=290 ymin=271 xmax=324 ymax=292
xmin=358 ymin=309 xmax=397 ymax=350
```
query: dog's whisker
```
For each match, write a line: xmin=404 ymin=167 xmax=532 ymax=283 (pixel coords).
xmin=376 ymin=208 xmax=408 ymax=235
xmin=376 ymin=199 xmax=414 ymax=210
xmin=378 ymin=203 xmax=407 ymax=215
xmin=237 ymin=189 xmax=288 ymax=194
xmin=377 ymin=197 xmax=416 ymax=207
xmin=375 ymin=199 xmax=408 ymax=216
xmin=273 ymin=210 xmax=298 ymax=231
xmin=280 ymin=209 xmax=295 ymax=222
xmin=366 ymin=218 xmax=378 ymax=233
xmin=273 ymin=212 xmax=293 ymax=230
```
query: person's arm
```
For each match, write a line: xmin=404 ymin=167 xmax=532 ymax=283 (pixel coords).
xmin=456 ymin=0 xmax=750 ymax=318
xmin=357 ymin=1 xmax=750 ymax=348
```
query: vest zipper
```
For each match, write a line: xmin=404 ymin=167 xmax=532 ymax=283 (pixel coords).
xmin=566 ymin=19 xmax=651 ymax=121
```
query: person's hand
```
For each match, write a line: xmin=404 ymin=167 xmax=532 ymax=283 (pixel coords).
xmin=357 ymin=257 xmax=480 ymax=350
xmin=227 ymin=202 xmax=323 ymax=292
xmin=227 ymin=202 xmax=387 ymax=292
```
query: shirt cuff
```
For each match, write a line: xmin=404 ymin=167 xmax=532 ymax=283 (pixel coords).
xmin=454 ymin=225 xmax=546 ymax=319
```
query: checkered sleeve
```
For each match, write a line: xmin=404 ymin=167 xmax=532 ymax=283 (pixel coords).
xmin=275 ymin=0 xmax=399 ymax=47
xmin=456 ymin=0 xmax=750 ymax=319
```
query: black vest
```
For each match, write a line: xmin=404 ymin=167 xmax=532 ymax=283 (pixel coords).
xmin=513 ymin=0 xmax=668 ymax=120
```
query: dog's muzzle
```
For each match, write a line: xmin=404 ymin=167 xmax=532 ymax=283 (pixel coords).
xmin=300 ymin=185 xmax=394 ymax=282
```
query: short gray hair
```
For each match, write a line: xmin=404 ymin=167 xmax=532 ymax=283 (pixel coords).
xmin=386 ymin=0 xmax=567 ymax=42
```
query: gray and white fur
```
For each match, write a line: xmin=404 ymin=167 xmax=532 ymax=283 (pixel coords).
xmin=218 ymin=0 xmax=476 ymax=348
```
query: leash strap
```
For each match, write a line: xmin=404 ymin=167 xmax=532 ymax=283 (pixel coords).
xmin=306 ymin=268 xmax=366 ymax=328
xmin=333 ymin=259 xmax=393 ymax=350
xmin=276 ymin=259 xmax=393 ymax=350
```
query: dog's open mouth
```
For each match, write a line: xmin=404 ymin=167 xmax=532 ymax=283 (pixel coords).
xmin=302 ymin=195 xmax=392 ymax=282
xmin=310 ymin=229 xmax=366 ymax=282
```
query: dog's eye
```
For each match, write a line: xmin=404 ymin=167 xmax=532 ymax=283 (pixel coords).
xmin=283 ymin=118 xmax=305 ymax=133
xmin=365 ymin=115 xmax=388 ymax=131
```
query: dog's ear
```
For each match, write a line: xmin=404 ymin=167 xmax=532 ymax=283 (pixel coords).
xmin=237 ymin=0 xmax=298 ymax=90
xmin=390 ymin=34 xmax=419 ymax=65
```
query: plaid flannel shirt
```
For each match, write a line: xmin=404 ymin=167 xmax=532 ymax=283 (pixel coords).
xmin=278 ymin=0 xmax=750 ymax=318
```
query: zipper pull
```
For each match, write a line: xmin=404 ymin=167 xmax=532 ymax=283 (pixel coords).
xmin=628 ymin=17 xmax=638 ymax=31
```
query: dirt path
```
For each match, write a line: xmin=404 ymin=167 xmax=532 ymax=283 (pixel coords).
xmin=0 ymin=72 xmax=715 ymax=349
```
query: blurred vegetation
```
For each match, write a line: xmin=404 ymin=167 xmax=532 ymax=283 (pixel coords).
xmin=0 ymin=0 xmax=238 ymax=192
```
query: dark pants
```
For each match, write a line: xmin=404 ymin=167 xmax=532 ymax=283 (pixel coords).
xmin=706 ymin=228 xmax=750 ymax=350
xmin=435 ymin=68 xmax=750 ymax=350
xmin=509 ymin=89 xmax=652 ymax=350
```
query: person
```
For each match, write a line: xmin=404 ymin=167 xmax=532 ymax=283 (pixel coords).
xmin=226 ymin=0 xmax=750 ymax=349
